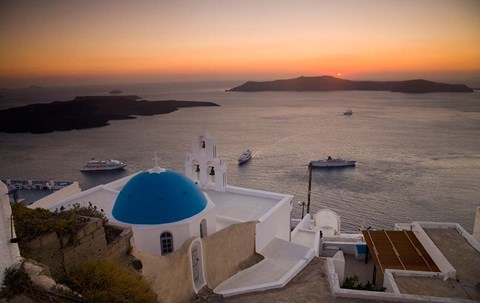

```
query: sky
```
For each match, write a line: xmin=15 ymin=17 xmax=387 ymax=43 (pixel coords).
xmin=1 ymin=0 xmax=479 ymax=88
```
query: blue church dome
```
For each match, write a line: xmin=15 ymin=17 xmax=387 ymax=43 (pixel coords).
xmin=112 ymin=170 xmax=207 ymax=224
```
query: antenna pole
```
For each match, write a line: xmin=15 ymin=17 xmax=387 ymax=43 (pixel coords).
xmin=307 ymin=162 xmax=312 ymax=214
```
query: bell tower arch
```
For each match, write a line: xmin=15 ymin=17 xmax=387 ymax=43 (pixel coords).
xmin=185 ymin=131 xmax=227 ymax=191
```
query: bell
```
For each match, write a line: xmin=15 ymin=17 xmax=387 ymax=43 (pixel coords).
xmin=195 ymin=165 xmax=200 ymax=173
xmin=201 ymin=141 xmax=206 ymax=148
xmin=209 ymin=167 xmax=215 ymax=176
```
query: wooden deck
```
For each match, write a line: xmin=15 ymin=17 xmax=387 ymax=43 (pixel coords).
xmin=362 ymin=230 xmax=440 ymax=276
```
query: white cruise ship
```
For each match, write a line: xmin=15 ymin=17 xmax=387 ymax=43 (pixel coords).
xmin=80 ymin=158 xmax=126 ymax=172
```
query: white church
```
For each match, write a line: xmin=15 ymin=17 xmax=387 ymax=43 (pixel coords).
xmin=24 ymin=131 xmax=315 ymax=300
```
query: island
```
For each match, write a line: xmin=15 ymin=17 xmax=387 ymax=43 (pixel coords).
xmin=0 ymin=95 xmax=219 ymax=134
xmin=227 ymin=76 xmax=473 ymax=93
xmin=0 ymin=84 xmax=43 ymax=92
xmin=109 ymin=89 xmax=122 ymax=94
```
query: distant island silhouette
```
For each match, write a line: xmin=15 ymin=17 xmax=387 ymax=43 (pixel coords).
xmin=0 ymin=84 xmax=43 ymax=91
xmin=109 ymin=89 xmax=123 ymax=94
xmin=227 ymin=76 xmax=473 ymax=93
xmin=0 ymin=95 xmax=219 ymax=134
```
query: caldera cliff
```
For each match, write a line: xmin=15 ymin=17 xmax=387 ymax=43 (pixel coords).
xmin=227 ymin=76 xmax=473 ymax=93
xmin=0 ymin=95 xmax=219 ymax=134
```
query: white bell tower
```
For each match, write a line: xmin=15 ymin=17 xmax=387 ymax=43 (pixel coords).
xmin=185 ymin=131 xmax=227 ymax=191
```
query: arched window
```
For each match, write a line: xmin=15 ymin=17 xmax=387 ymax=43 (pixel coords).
xmin=160 ymin=232 xmax=174 ymax=255
xmin=200 ymin=219 xmax=207 ymax=238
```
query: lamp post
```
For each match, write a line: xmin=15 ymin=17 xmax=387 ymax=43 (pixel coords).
xmin=298 ymin=201 xmax=306 ymax=219
xmin=307 ymin=162 xmax=312 ymax=214
xmin=10 ymin=214 xmax=19 ymax=243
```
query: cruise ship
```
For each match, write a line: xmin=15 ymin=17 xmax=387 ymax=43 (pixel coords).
xmin=310 ymin=156 xmax=356 ymax=168
xmin=80 ymin=158 xmax=126 ymax=172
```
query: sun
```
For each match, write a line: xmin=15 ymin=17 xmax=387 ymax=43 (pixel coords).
xmin=336 ymin=72 xmax=342 ymax=77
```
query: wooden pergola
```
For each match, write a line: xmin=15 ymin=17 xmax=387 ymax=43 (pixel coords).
xmin=362 ymin=230 xmax=440 ymax=283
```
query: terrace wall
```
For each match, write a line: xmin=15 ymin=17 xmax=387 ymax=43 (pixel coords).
xmin=22 ymin=218 xmax=132 ymax=280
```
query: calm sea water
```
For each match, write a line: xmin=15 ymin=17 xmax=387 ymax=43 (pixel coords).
xmin=1 ymin=82 xmax=479 ymax=232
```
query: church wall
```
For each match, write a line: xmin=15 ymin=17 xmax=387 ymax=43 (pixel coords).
xmin=188 ymin=208 xmax=216 ymax=238
xmin=202 ymin=221 xmax=257 ymax=288
xmin=255 ymin=199 xmax=291 ymax=252
xmin=21 ymin=218 xmax=132 ymax=281
xmin=132 ymin=223 xmax=191 ymax=256
xmin=134 ymin=238 xmax=196 ymax=303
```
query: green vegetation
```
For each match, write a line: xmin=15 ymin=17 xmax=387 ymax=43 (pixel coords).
xmin=0 ymin=265 xmax=74 ymax=302
xmin=56 ymin=202 xmax=109 ymax=225
xmin=66 ymin=260 xmax=158 ymax=303
xmin=0 ymin=266 xmax=32 ymax=298
xmin=342 ymin=275 xmax=386 ymax=292
xmin=8 ymin=203 xmax=158 ymax=302
xmin=11 ymin=203 xmax=80 ymax=244
xmin=11 ymin=202 xmax=108 ymax=247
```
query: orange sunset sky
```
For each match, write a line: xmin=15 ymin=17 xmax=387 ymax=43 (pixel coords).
xmin=1 ymin=0 xmax=479 ymax=88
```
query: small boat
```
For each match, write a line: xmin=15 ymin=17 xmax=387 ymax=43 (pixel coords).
xmin=344 ymin=108 xmax=353 ymax=115
xmin=81 ymin=158 xmax=126 ymax=172
xmin=310 ymin=156 xmax=356 ymax=168
xmin=238 ymin=150 xmax=252 ymax=165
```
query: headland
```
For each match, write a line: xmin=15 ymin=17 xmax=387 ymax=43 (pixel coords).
xmin=0 ymin=95 xmax=219 ymax=134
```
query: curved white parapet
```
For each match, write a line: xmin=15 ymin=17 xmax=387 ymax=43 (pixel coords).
xmin=314 ymin=209 xmax=341 ymax=237
xmin=0 ymin=181 xmax=22 ymax=285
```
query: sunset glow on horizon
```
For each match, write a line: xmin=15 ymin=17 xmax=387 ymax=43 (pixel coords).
xmin=1 ymin=0 xmax=479 ymax=87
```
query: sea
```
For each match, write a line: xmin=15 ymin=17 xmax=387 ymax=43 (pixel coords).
xmin=1 ymin=81 xmax=479 ymax=233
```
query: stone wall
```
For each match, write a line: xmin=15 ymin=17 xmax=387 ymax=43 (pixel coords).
xmin=134 ymin=221 xmax=257 ymax=303
xmin=135 ymin=238 xmax=195 ymax=303
xmin=105 ymin=228 xmax=133 ymax=262
xmin=23 ymin=217 xmax=132 ymax=280
xmin=25 ymin=230 xmax=65 ymax=279
xmin=202 ymin=221 xmax=257 ymax=288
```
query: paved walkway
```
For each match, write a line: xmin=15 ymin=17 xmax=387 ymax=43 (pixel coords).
xmin=214 ymin=238 xmax=315 ymax=297
xmin=219 ymin=258 xmax=391 ymax=303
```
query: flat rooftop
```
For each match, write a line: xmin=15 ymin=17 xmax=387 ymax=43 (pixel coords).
xmin=205 ymin=189 xmax=280 ymax=222
xmin=393 ymin=227 xmax=480 ymax=301
xmin=425 ymin=228 xmax=480 ymax=284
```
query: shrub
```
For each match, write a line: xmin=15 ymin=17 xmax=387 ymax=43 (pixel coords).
xmin=0 ymin=264 xmax=78 ymax=301
xmin=11 ymin=203 xmax=78 ymax=243
xmin=11 ymin=202 xmax=109 ymax=247
xmin=55 ymin=202 xmax=109 ymax=226
xmin=0 ymin=266 xmax=32 ymax=298
xmin=342 ymin=275 xmax=386 ymax=292
xmin=66 ymin=260 xmax=158 ymax=303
